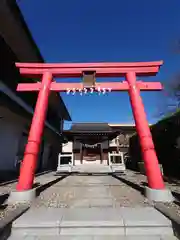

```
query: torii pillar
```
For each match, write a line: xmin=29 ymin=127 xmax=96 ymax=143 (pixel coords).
xmin=8 ymin=61 xmax=173 ymax=204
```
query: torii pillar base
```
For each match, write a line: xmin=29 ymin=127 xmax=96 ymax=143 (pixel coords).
xmin=145 ymin=187 xmax=174 ymax=202
xmin=7 ymin=188 xmax=36 ymax=204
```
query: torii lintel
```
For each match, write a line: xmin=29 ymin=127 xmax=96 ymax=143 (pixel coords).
xmin=16 ymin=61 xmax=163 ymax=92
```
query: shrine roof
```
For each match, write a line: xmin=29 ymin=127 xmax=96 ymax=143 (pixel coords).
xmin=70 ymin=123 xmax=113 ymax=133
xmin=63 ymin=123 xmax=120 ymax=143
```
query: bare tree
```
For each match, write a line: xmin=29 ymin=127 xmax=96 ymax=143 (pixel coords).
xmin=154 ymin=39 xmax=180 ymax=118
xmin=115 ymin=134 xmax=129 ymax=152
xmin=163 ymin=74 xmax=180 ymax=114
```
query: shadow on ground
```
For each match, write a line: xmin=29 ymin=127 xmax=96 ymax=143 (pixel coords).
xmin=172 ymin=191 xmax=180 ymax=202
xmin=0 ymin=205 xmax=29 ymax=240
xmin=36 ymin=174 xmax=69 ymax=196
xmin=0 ymin=224 xmax=12 ymax=240
xmin=163 ymin=176 xmax=180 ymax=186
xmin=0 ymin=194 xmax=9 ymax=205
xmin=112 ymin=174 xmax=145 ymax=195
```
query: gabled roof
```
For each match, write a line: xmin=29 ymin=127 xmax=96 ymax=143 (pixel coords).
xmin=70 ymin=123 xmax=113 ymax=132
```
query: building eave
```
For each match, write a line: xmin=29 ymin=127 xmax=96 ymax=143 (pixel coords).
xmin=63 ymin=130 xmax=119 ymax=142
xmin=0 ymin=80 xmax=65 ymax=140
xmin=109 ymin=123 xmax=152 ymax=127
xmin=70 ymin=122 xmax=113 ymax=132
xmin=0 ymin=0 xmax=71 ymax=124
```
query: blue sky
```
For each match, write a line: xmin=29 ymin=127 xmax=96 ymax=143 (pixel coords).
xmin=17 ymin=0 xmax=180 ymax=129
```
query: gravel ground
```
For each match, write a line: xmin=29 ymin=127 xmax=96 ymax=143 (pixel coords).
xmin=0 ymin=203 xmax=30 ymax=221
xmin=32 ymin=175 xmax=151 ymax=209
xmin=119 ymin=170 xmax=180 ymax=217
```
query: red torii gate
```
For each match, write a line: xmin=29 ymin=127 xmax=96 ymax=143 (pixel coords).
xmin=12 ymin=61 xmax=173 ymax=202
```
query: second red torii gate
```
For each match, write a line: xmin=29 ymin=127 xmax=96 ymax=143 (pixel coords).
xmin=14 ymin=61 xmax=170 ymax=201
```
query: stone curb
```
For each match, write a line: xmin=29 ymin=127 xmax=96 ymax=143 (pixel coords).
xmin=0 ymin=204 xmax=30 ymax=238
xmin=154 ymin=202 xmax=180 ymax=239
xmin=112 ymin=174 xmax=145 ymax=195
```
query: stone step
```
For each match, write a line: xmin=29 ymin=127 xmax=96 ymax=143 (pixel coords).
xmin=72 ymin=164 xmax=112 ymax=173
xmin=8 ymin=235 xmax=179 ymax=239
xmin=8 ymin=207 xmax=175 ymax=238
xmin=56 ymin=164 xmax=113 ymax=173
xmin=110 ymin=164 xmax=126 ymax=173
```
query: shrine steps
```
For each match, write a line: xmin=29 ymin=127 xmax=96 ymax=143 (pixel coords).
xmin=56 ymin=163 xmax=126 ymax=174
xmin=71 ymin=164 xmax=112 ymax=173
xmin=8 ymin=207 xmax=177 ymax=239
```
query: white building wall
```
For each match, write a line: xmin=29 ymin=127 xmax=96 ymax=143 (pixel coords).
xmin=109 ymin=138 xmax=116 ymax=147
xmin=0 ymin=107 xmax=26 ymax=171
xmin=62 ymin=142 xmax=72 ymax=153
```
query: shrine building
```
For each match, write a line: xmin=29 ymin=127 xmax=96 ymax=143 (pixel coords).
xmin=58 ymin=123 xmax=136 ymax=168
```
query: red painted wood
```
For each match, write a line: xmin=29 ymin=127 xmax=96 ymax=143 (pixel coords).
xmin=16 ymin=61 xmax=163 ymax=69
xmin=17 ymin=83 xmax=42 ymax=91
xmin=16 ymin=72 xmax=52 ymax=191
xmin=126 ymin=72 xmax=165 ymax=189
xmin=17 ymin=81 xmax=163 ymax=92
xmin=17 ymin=66 xmax=160 ymax=77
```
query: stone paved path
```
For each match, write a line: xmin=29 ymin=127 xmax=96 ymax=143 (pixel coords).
xmin=8 ymin=175 xmax=178 ymax=239
xmin=32 ymin=175 xmax=150 ymax=208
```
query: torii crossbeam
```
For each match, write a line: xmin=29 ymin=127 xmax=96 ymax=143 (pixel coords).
xmin=12 ymin=61 xmax=173 ymax=203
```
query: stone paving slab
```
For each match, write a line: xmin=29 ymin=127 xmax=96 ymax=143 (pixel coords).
xmin=82 ymin=186 xmax=112 ymax=198
xmin=125 ymin=226 xmax=173 ymax=236
xmin=71 ymin=164 xmax=112 ymax=173
xmin=55 ymin=176 xmax=119 ymax=186
xmin=120 ymin=207 xmax=173 ymax=236
xmin=60 ymin=227 xmax=125 ymax=236
xmin=13 ymin=207 xmax=63 ymax=228
xmin=69 ymin=198 xmax=114 ymax=208
xmin=10 ymin=207 xmax=174 ymax=237
xmin=61 ymin=208 xmax=124 ymax=227
xmin=96 ymin=237 xmax=178 ymax=240
xmin=8 ymin=235 xmax=179 ymax=239
xmin=120 ymin=207 xmax=172 ymax=227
